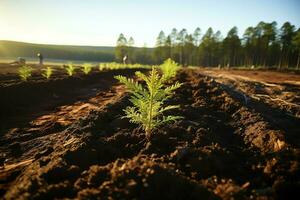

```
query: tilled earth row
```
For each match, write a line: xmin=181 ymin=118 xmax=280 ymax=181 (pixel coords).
xmin=1 ymin=69 xmax=299 ymax=199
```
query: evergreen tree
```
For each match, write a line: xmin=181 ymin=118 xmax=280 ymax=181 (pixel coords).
xmin=177 ymin=29 xmax=188 ymax=64
xmin=223 ymin=27 xmax=241 ymax=67
xmin=153 ymin=31 xmax=167 ymax=64
xmin=170 ymin=28 xmax=178 ymax=60
xmin=199 ymin=27 xmax=214 ymax=66
xmin=243 ymin=26 xmax=256 ymax=66
xmin=279 ymin=22 xmax=296 ymax=68
xmin=292 ymin=29 xmax=300 ymax=69
xmin=128 ymin=37 xmax=135 ymax=63
xmin=115 ymin=33 xmax=128 ymax=63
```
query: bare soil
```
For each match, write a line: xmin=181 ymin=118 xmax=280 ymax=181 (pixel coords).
xmin=0 ymin=68 xmax=299 ymax=199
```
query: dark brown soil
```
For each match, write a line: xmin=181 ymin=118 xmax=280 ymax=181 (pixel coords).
xmin=0 ymin=68 xmax=299 ymax=199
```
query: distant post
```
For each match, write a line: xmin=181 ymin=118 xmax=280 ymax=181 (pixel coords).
xmin=37 ymin=53 xmax=44 ymax=66
xmin=123 ymin=55 xmax=128 ymax=64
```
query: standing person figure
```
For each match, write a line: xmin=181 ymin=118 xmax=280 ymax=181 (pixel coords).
xmin=37 ymin=53 xmax=44 ymax=66
xmin=123 ymin=55 xmax=128 ymax=64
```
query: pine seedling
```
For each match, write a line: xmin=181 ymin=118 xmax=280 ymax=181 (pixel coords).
xmin=18 ymin=66 xmax=33 ymax=81
xmin=99 ymin=63 xmax=107 ymax=71
xmin=115 ymin=67 xmax=183 ymax=139
xmin=160 ymin=58 xmax=181 ymax=81
xmin=65 ymin=63 xmax=76 ymax=76
xmin=41 ymin=67 xmax=53 ymax=79
xmin=82 ymin=63 xmax=92 ymax=75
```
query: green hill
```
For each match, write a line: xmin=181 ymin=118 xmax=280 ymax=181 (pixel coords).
xmin=0 ymin=40 xmax=115 ymax=62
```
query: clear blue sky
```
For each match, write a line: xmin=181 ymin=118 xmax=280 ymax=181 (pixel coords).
xmin=0 ymin=0 xmax=299 ymax=47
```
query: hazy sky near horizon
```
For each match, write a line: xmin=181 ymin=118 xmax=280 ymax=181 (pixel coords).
xmin=0 ymin=0 xmax=299 ymax=47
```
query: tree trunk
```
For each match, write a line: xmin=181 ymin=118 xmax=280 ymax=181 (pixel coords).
xmin=286 ymin=51 xmax=289 ymax=68
xmin=297 ymin=53 xmax=300 ymax=70
xmin=233 ymin=51 xmax=236 ymax=67
xmin=179 ymin=48 xmax=183 ymax=65
xmin=278 ymin=49 xmax=283 ymax=70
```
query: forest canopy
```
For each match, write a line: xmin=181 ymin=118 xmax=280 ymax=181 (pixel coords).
xmin=116 ymin=21 xmax=300 ymax=69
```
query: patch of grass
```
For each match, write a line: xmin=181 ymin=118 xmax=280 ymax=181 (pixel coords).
xmin=99 ymin=62 xmax=152 ymax=71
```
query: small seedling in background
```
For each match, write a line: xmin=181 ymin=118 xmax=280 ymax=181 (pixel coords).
xmin=41 ymin=67 xmax=53 ymax=79
xmin=159 ymin=58 xmax=181 ymax=81
xmin=82 ymin=63 xmax=92 ymax=75
xmin=99 ymin=63 xmax=106 ymax=71
xmin=115 ymin=67 xmax=183 ymax=140
xmin=18 ymin=66 xmax=33 ymax=81
xmin=65 ymin=63 xmax=76 ymax=76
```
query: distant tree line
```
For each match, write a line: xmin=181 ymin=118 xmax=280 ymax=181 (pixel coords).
xmin=0 ymin=40 xmax=115 ymax=62
xmin=115 ymin=21 xmax=300 ymax=69
xmin=114 ymin=34 xmax=153 ymax=64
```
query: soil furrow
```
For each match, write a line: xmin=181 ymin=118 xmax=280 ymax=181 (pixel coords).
xmin=1 ymin=69 xmax=299 ymax=199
